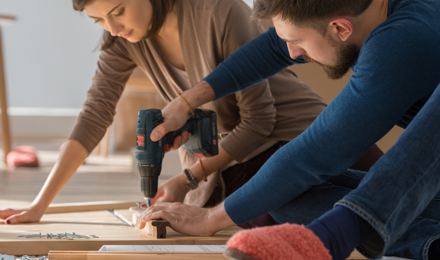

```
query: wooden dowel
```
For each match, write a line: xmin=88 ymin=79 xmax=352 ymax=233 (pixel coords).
xmin=44 ymin=201 xmax=139 ymax=214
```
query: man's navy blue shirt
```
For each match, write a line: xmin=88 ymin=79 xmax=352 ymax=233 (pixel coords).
xmin=203 ymin=0 xmax=440 ymax=224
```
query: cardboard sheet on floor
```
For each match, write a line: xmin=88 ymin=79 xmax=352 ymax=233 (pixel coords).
xmin=99 ymin=245 xmax=227 ymax=252
xmin=0 ymin=210 xmax=242 ymax=256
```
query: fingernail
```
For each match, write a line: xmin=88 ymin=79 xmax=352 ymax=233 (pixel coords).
xmin=152 ymin=133 xmax=160 ymax=141
xmin=141 ymin=204 xmax=146 ymax=208
xmin=6 ymin=220 xmax=11 ymax=224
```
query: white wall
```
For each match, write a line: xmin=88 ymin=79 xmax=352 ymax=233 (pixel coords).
xmin=243 ymin=0 xmax=253 ymax=7
xmin=0 ymin=0 xmax=102 ymax=109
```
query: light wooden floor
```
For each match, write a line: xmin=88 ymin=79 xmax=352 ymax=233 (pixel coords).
xmin=0 ymin=138 xmax=182 ymax=205
xmin=0 ymin=138 xmax=370 ymax=259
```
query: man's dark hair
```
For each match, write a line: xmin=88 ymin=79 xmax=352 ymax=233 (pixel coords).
xmin=73 ymin=0 xmax=176 ymax=50
xmin=252 ymin=0 xmax=374 ymax=34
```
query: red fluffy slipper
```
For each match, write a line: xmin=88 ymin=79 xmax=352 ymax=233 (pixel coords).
xmin=224 ymin=223 xmax=331 ymax=260
xmin=6 ymin=146 xmax=39 ymax=167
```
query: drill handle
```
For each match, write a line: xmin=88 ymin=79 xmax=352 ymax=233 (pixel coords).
xmin=163 ymin=121 xmax=195 ymax=145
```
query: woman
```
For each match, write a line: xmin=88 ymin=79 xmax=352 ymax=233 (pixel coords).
xmin=0 ymin=0 xmax=382 ymax=227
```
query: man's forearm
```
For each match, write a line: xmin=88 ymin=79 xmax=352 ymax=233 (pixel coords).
xmin=207 ymin=201 xmax=236 ymax=234
xmin=182 ymin=81 xmax=216 ymax=109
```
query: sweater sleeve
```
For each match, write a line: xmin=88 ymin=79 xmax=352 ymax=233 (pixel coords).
xmin=203 ymin=27 xmax=306 ymax=99
xmin=209 ymin=0 xmax=277 ymax=161
xmin=68 ymin=39 xmax=137 ymax=153
xmin=224 ymin=24 xmax=440 ymax=224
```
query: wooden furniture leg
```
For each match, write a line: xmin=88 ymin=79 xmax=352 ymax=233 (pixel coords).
xmin=94 ymin=127 xmax=110 ymax=158
xmin=100 ymin=127 xmax=110 ymax=157
xmin=0 ymin=23 xmax=13 ymax=163
xmin=147 ymin=220 xmax=170 ymax=239
xmin=130 ymin=207 xmax=170 ymax=239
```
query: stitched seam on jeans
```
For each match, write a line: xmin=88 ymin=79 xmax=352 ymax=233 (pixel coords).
xmin=422 ymin=235 xmax=440 ymax=260
xmin=340 ymin=173 xmax=363 ymax=181
xmin=386 ymin=154 xmax=440 ymax=228
xmin=339 ymin=200 xmax=390 ymax=242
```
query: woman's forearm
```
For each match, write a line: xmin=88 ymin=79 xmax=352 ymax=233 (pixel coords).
xmin=187 ymin=145 xmax=233 ymax=183
xmin=30 ymin=140 xmax=89 ymax=215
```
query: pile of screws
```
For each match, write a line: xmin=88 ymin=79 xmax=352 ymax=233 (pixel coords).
xmin=17 ymin=232 xmax=99 ymax=240
xmin=18 ymin=256 xmax=47 ymax=260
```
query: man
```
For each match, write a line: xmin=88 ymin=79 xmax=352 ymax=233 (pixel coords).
xmin=137 ymin=0 xmax=440 ymax=259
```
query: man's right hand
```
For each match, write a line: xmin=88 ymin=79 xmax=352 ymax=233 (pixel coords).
xmin=0 ymin=206 xmax=43 ymax=224
xmin=150 ymin=96 xmax=193 ymax=142
xmin=136 ymin=201 xmax=235 ymax=237
xmin=150 ymin=81 xmax=216 ymax=142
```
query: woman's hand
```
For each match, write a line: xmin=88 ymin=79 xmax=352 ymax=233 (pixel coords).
xmin=164 ymin=131 xmax=191 ymax=153
xmin=149 ymin=174 xmax=189 ymax=206
xmin=0 ymin=206 xmax=43 ymax=224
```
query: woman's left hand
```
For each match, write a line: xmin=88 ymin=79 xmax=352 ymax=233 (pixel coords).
xmin=148 ymin=174 xmax=188 ymax=206
xmin=164 ymin=131 xmax=191 ymax=153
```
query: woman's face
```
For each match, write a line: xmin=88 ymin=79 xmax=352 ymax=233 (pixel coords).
xmin=84 ymin=0 xmax=153 ymax=43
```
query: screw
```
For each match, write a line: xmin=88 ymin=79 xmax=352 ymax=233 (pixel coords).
xmin=68 ymin=232 xmax=89 ymax=239
xmin=23 ymin=233 xmax=43 ymax=238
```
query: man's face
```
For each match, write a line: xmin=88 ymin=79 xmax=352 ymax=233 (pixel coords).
xmin=273 ymin=16 xmax=360 ymax=79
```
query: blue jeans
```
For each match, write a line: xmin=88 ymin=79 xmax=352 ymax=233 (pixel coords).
xmin=270 ymin=84 xmax=440 ymax=260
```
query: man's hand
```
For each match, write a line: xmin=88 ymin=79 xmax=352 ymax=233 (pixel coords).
xmin=0 ymin=206 xmax=43 ymax=224
xmin=150 ymin=81 xmax=216 ymax=142
xmin=136 ymin=201 xmax=235 ymax=236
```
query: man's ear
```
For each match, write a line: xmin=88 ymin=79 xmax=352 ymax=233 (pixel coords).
xmin=328 ymin=18 xmax=353 ymax=42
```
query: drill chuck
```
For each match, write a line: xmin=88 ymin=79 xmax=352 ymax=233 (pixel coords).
xmin=138 ymin=163 xmax=162 ymax=199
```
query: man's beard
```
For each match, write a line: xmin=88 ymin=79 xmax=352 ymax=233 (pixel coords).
xmin=303 ymin=37 xmax=360 ymax=80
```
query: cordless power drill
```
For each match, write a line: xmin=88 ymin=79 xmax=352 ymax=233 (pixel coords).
xmin=135 ymin=108 xmax=219 ymax=201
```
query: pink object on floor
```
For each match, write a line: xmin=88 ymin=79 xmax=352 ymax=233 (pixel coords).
xmin=6 ymin=146 xmax=39 ymax=167
xmin=224 ymin=223 xmax=331 ymax=260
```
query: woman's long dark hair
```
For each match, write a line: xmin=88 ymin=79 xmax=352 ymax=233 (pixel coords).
xmin=73 ymin=0 xmax=176 ymax=50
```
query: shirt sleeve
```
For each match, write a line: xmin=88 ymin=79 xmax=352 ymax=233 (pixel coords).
xmin=68 ymin=39 xmax=137 ymax=153
xmin=224 ymin=25 xmax=440 ymax=224
xmin=203 ymin=27 xmax=306 ymax=99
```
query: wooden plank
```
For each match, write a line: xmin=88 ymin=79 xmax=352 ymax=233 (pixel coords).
xmin=48 ymin=250 xmax=366 ymax=260
xmin=0 ymin=210 xmax=242 ymax=255
xmin=44 ymin=201 xmax=139 ymax=214
xmin=48 ymin=251 xmax=226 ymax=260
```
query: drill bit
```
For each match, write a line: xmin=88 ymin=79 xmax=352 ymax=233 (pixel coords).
xmin=147 ymin=199 xmax=151 ymax=207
